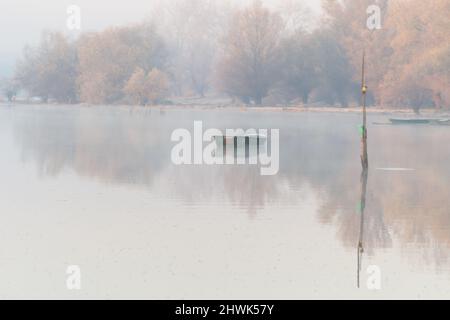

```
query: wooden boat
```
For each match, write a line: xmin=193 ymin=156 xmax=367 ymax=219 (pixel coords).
xmin=389 ymin=118 xmax=433 ymax=125
xmin=214 ymin=133 xmax=267 ymax=145
xmin=389 ymin=118 xmax=450 ymax=125
xmin=436 ymin=119 xmax=450 ymax=126
xmin=212 ymin=133 xmax=267 ymax=160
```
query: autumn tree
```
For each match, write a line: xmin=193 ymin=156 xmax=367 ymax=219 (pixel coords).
xmin=77 ymin=24 xmax=167 ymax=104
xmin=380 ymin=0 xmax=450 ymax=110
xmin=146 ymin=68 xmax=170 ymax=104
xmin=216 ymin=1 xmax=284 ymax=105
xmin=124 ymin=68 xmax=148 ymax=105
xmin=324 ymin=0 xmax=449 ymax=110
xmin=323 ymin=0 xmax=388 ymax=105
xmin=124 ymin=67 xmax=169 ymax=105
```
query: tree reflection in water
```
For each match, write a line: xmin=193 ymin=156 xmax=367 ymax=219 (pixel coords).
xmin=10 ymin=106 xmax=450 ymax=273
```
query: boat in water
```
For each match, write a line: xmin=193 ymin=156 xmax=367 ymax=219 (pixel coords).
xmin=389 ymin=118 xmax=450 ymax=125
xmin=214 ymin=133 xmax=267 ymax=145
xmin=436 ymin=119 xmax=450 ymax=126
xmin=390 ymin=118 xmax=433 ymax=125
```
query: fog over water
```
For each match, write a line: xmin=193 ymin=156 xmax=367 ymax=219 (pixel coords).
xmin=1 ymin=105 xmax=450 ymax=298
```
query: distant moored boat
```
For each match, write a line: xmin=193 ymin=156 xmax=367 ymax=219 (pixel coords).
xmin=389 ymin=118 xmax=433 ymax=125
xmin=389 ymin=118 xmax=450 ymax=125
xmin=436 ymin=119 xmax=450 ymax=126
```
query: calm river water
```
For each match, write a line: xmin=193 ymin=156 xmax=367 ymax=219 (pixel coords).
xmin=1 ymin=105 xmax=450 ymax=299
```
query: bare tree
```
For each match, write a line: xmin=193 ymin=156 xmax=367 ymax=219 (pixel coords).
xmin=152 ymin=0 xmax=231 ymax=97
xmin=277 ymin=33 xmax=318 ymax=104
xmin=216 ymin=1 xmax=284 ymax=105
xmin=1 ymin=77 xmax=19 ymax=102
xmin=15 ymin=32 xmax=78 ymax=103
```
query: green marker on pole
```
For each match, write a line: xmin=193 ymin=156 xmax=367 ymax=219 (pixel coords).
xmin=359 ymin=125 xmax=365 ymax=138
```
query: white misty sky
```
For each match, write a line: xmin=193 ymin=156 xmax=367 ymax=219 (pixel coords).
xmin=0 ymin=0 xmax=322 ymax=76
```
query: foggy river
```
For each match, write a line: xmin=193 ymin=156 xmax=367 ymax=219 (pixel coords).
xmin=1 ymin=105 xmax=450 ymax=299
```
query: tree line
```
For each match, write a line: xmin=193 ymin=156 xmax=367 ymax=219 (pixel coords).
xmin=2 ymin=0 xmax=449 ymax=110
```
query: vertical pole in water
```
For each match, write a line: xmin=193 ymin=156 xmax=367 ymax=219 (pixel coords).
xmin=361 ymin=50 xmax=369 ymax=170
xmin=358 ymin=50 xmax=369 ymax=288
xmin=357 ymin=168 xmax=368 ymax=288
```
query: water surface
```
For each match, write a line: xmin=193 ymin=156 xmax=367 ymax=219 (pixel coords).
xmin=1 ymin=105 xmax=450 ymax=299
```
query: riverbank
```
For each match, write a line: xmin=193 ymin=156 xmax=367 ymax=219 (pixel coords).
xmin=2 ymin=102 xmax=450 ymax=117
